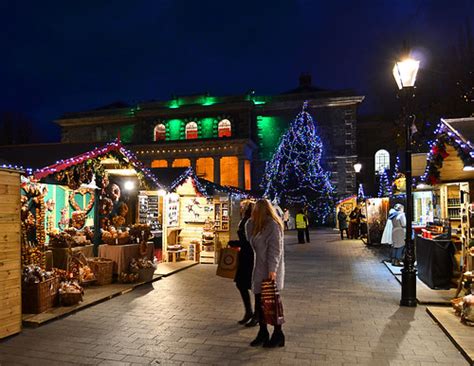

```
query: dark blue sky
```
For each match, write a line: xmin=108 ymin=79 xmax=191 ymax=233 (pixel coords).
xmin=1 ymin=1 xmax=472 ymax=142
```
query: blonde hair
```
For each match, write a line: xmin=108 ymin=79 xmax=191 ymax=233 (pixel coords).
xmin=251 ymin=199 xmax=284 ymax=236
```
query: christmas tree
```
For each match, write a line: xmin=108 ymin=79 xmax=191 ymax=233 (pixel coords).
xmin=377 ymin=168 xmax=391 ymax=197
xmin=261 ymin=102 xmax=335 ymax=223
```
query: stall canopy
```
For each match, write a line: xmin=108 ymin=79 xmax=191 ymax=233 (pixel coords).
xmin=421 ymin=117 xmax=474 ymax=185
xmin=0 ymin=139 xmax=164 ymax=190
xmin=151 ymin=167 xmax=251 ymax=198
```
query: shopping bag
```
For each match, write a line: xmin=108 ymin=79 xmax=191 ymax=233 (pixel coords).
xmin=261 ymin=279 xmax=285 ymax=325
xmin=216 ymin=247 xmax=239 ymax=279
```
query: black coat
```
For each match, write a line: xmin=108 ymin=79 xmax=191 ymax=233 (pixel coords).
xmin=234 ymin=217 xmax=254 ymax=289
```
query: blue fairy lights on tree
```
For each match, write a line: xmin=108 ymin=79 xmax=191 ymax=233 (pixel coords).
xmin=377 ymin=168 xmax=391 ymax=197
xmin=261 ymin=101 xmax=335 ymax=223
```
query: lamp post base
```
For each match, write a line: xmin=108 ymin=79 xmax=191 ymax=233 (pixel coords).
xmin=400 ymin=268 xmax=417 ymax=307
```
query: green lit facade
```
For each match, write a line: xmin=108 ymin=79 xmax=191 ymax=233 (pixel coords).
xmin=56 ymin=75 xmax=364 ymax=196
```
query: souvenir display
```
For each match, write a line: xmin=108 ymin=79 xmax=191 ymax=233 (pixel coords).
xmin=58 ymin=281 xmax=84 ymax=306
xmin=22 ymin=265 xmax=55 ymax=284
xmin=101 ymin=226 xmax=130 ymax=245
xmin=118 ymin=272 xmax=139 ymax=284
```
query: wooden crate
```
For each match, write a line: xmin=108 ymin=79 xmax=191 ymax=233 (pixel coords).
xmin=0 ymin=169 xmax=21 ymax=339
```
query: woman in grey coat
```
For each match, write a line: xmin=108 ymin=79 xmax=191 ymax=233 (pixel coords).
xmin=245 ymin=199 xmax=285 ymax=348
xmin=390 ymin=204 xmax=406 ymax=266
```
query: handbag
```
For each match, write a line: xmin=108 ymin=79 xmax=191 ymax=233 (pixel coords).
xmin=216 ymin=247 xmax=239 ymax=279
xmin=260 ymin=279 xmax=285 ymax=325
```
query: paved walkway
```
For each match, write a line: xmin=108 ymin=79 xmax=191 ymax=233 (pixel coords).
xmin=0 ymin=230 xmax=468 ymax=365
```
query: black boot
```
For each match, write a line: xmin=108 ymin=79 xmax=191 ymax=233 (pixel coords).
xmin=238 ymin=312 xmax=253 ymax=325
xmin=263 ymin=329 xmax=285 ymax=348
xmin=245 ymin=316 xmax=259 ymax=327
xmin=250 ymin=327 xmax=269 ymax=347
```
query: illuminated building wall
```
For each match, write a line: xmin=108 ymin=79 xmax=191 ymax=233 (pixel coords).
xmin=196 ymin=157 xmax=214 ymax=181
xmin=151 ymin=159 xmax=168 ymax=168
xmin=244 ymin=160 xmax=251 ymax=190
xmin=220 ymin=156 xmax=238 ymax=187
xmin=172 ymin=158 xmax=191 ymax=168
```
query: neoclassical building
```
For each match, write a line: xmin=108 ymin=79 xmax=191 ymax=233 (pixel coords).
xmin=56 ymin=75 xmax=364 ymax=197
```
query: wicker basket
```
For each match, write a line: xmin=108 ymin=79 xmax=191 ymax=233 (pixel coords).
xmin=60 ymin=292 xmax=83 ymax=306
xmin=22 ymin=277 xmax=59 ymax=314
xmin=88 ymin=258 xmax=114 ymax=285
xmin=136 ymin=267 xmax=155 ymax=283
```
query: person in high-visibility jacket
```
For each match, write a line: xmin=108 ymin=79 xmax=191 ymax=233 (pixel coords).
xmin=295 ymin=209 xmax=307 ymax=244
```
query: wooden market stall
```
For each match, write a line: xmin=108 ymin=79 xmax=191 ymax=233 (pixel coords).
xmin=414 ymin=117 xmax=474 ymax=291
xmin=0 ymin=140 xmax=165 ymax=319
xmin=0 ymin=166 xmax=22 ymax=339
xmin=152 ymin=167 xmax=250 ymax=264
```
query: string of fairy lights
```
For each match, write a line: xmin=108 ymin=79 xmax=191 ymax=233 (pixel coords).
xmin=261 ymin=101 xmax=335 ymax=222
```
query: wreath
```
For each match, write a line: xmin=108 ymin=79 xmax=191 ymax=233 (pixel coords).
xmin=69 ymin=189 xmax=95 ymax=214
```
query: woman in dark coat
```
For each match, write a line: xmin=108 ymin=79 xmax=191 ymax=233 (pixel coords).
xmin=234 ymin=202 xmax=256 ymax=326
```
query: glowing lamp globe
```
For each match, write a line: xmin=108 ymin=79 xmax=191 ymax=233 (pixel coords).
xmin=392 ymin=58 xmax=420 ymax=89
xmin=353 ymin=163 xmax=362 ymax=173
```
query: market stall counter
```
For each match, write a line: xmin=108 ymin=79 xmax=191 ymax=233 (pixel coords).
xmin=99 ymin=242 xmax=154 ymax=274
xmin=416 ymin=235 xmax=455 ymax=289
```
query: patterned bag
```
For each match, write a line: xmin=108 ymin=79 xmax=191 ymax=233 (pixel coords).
xmin=261 ymin=279 xmax=285 ymax=325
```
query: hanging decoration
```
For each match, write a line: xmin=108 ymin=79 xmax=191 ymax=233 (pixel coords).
xmin=261 ymin=101 xmax=335 ymax=223
xmin=68 ymin=189 xmax=95 ymax=213
xmin=421 ymin=122 xmax=474 ymax=185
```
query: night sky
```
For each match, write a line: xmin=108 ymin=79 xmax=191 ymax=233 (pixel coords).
xmin=1 ymin=1 xmax=472 ymax=142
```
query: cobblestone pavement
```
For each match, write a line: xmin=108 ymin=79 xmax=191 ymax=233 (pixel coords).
xmin=0 ymin=229 xmax=468 ymax=366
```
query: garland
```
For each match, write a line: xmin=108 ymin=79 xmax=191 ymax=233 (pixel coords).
xmin=422 ymin=122 xmax=474 ymax=185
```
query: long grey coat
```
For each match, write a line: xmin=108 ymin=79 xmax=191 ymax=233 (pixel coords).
xmin=391 ymin=211 xmax=406 ymax=248
xmin=245 ymin=218 xmax=285 ymax=294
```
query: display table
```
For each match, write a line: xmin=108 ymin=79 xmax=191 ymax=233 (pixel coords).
xmin=167 ymin=249 xmax=187 ymax=263
xmin=98 ymin=243 xmax=154 ymax=274
xmin=416 ymin=236 xmax=455 ymax=289
xmin=50 ymin=244 xmax=94 ymax=270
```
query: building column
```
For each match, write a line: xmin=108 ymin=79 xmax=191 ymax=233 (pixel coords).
xmin=238 ymin=157 xmax=245 ymax=190
xmin=214 ymin=156 xmax=221 ymax=185
xmin=190 ymin=157 xmax=197 ymax=172
xmin=166 ymin=158 xmax=173 ymax=167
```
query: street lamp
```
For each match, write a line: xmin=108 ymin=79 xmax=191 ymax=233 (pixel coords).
xmin=353 ymin=163 xmax=362 ymax=173
xmin=393 ymin=56 xmax=420 ymax=307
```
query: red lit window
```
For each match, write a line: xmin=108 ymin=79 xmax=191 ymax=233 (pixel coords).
xmin=154 ymin=124 xmax=166 ymax=141
xmin=218 ymin=119 xmax=231 ymax=137
xmin=186 ymin=122 xmax=198 ymax=139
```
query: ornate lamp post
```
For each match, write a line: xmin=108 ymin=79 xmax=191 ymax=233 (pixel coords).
xmin=393 ymin=57 xmax=420 ymax=307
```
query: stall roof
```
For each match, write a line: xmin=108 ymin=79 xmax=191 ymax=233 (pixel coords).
xmin=421 ymin=117 xmax=474 ymax=184
xmin=151 ymin=167 xmax=251 ymax=198
xmin=0 ymin=140 xmax=164 ymax=189
xmin=442 ymin=117 xmax=474 ymax=149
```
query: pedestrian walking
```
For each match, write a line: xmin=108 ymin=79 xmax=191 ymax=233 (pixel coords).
xmin=303 ymin=206 xmax=310 ymax=242
xmin=295 ymin=209 xmax=307 ymax=243
xmin=348 ymin=207 xmax=361 ymax=239
xmin=245 ymin=199 xmax=285 ymax=348
xmin=390 ymin=204 xmax=406 ymax=266
xmin=337 ymin=208 xmax=349 ymax=239
xmin=234 ymin=202 xmax=258 ymax=326
xmin=283 ymin=208 xmax=290 ymax=231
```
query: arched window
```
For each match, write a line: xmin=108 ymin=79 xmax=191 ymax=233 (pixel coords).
xmin=153 ymin=124 xmax=166 ymax=141
xmin=185 ymin=122 xmax=198 ymax=139
xmin=218 ymin=119 xmax=232 ymax=138
xmin=375 ymin=149 xmax=390 ymax=174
